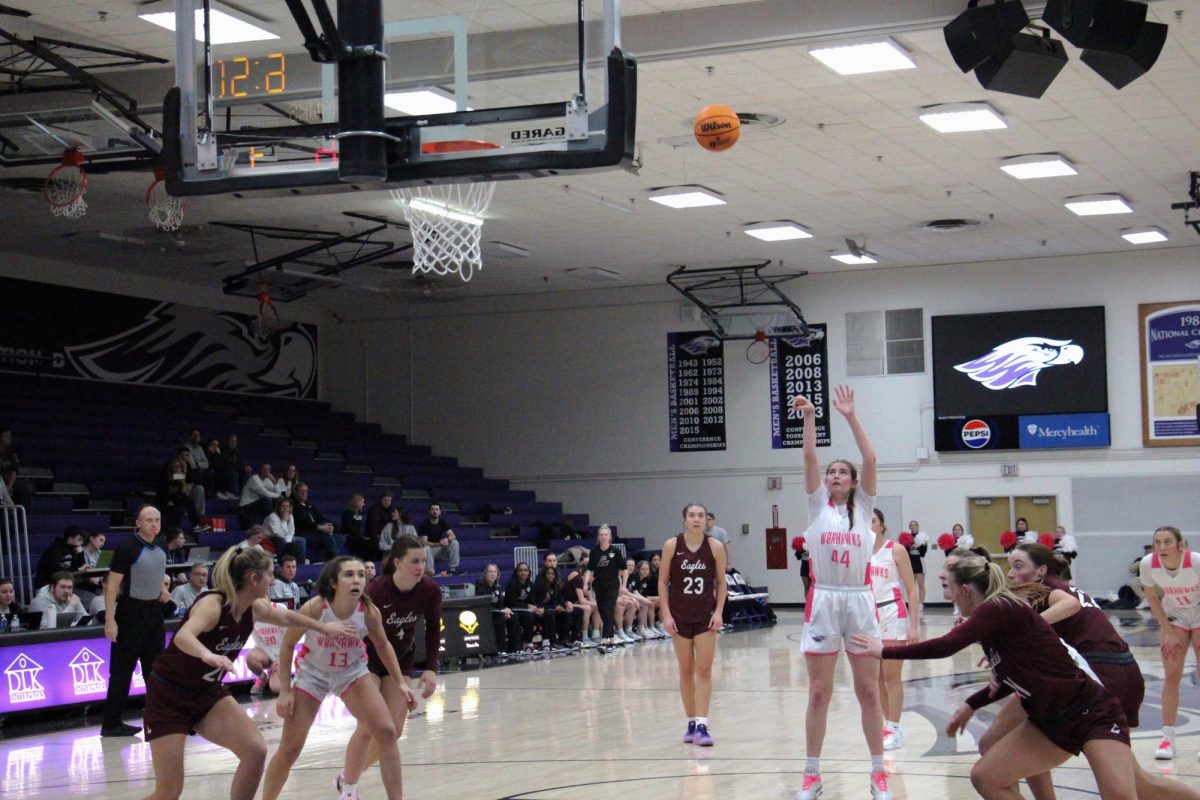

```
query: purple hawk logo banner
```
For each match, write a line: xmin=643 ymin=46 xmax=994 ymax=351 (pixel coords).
xmin=954 ymin=337 xmax=1083 ymax=390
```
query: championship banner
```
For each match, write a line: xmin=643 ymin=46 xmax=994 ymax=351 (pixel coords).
xmin=1140 ymin=301 xmax=1200 ymax=447
xmin=667 ymin=331 xmax=727 ymax=452
xmin=0 ymin=277 xmax=318 ymax=398
xmin=768 ymin=324 xmax=830 ymax=449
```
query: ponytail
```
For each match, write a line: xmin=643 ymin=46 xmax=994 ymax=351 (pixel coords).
xmin=211 ymin=546 xmax=273 ymax=605
xmin=948 ymin=556 xmax=1024 ymax=606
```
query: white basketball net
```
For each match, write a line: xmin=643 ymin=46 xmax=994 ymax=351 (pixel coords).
xmin=46 ymin=165 xmax=87 ymax=218
xmin=147 ymin=178 xmax=185 ymax=231
xmin=391 ymin=182 xmax=496 ymax=282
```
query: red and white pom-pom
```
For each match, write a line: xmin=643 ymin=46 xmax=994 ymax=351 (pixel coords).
xmin=1021 ymin=530 xmax=1038 ymax=544
xmin=898 ymin=531 xmax=915 ymax=548
xmin=1038 ymin=533 xmax=1056 ymax=549
xmin=792 ymin=535 xmax=806 ymax=551
xmin=959 ymin=533 xmax=975 ymax=549
xmin=1057 ymin=534 xmax=1078 ymax=555
xmin=937 ymin=532 xmax=956 ymax=551
xmin=914 ymin=531 xmax=929 ymax=547
xmin=1000 ymin=530 xmax=1018 ymax=551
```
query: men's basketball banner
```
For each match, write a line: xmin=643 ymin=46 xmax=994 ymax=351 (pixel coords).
xmin=1140 ymin=301 xmax=1200 ymax=447
xmin=667 ymin=332 xmax=727 ymax=452
xmin=0 ymin=277 xmax=318 ymax=398
xmin=768 ymin=324 xmax=830 ymax=449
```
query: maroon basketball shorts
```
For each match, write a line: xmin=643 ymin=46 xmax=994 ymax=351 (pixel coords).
xmin=143 ymin=673 xmax=230 ymax=741
xmin=1032 ymin=688 xmax=1130 ymax=755
xmin=1091 ymin=656 xmax=1144 ymax=729
xmin=673 ymin=619 xmax=713 ymax=639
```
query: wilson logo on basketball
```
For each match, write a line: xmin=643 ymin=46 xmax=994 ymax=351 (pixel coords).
xmin=699 ymin=121 xmax=733 ymax=132
xmin=961 ymin=419 xmax=992 ymax=448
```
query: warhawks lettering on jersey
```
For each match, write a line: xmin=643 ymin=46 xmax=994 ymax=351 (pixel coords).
xmin=820 ymin=532 xmax=862 ymax=546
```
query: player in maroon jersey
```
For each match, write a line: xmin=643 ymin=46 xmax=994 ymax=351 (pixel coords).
xmin=992 ymin=543 xmax=1200 ymax=800
xmin=659 ymin=502 xmax=727 ymax=747
xmin=338 ymin=535 xmax=441 ymax=799
xmin=142 ymin=547 xmax=357 ymax=800
xmin=852 ymin=555 xmax=1138 ymax=800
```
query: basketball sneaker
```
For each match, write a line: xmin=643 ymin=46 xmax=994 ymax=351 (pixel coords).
xmin=694 ymin=723 xmax=714 ymax=747
xmin=682 ymin=720 xmax=697 ymax=744
xmin=870 ymin=770 xmax=893 ymax=800
xmin=882 ymin=724 xmax=904 ymax=750
xmin=795 ymin=773 xmax=822 ymax=799
xmin=250 ymin=677 xmax=265 ymax=695
xmin=1156 ymin=738 xmax=1175 ymax=759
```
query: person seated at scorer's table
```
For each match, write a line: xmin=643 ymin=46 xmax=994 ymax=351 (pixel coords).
xmin=29 ymin=570 xmax=87 ymax=628
xmin=171 ymin=563 xmax=210 ymax=611
xmin=0 ymin=576 xmax=25 ymax=618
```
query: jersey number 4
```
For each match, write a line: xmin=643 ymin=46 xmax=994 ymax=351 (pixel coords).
xmin=830 ymin=549 xmax=852 ymax=567
xmin=683 ymin=576 xmax=705 ymax=595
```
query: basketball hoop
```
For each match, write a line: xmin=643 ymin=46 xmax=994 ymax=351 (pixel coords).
xmin=252 ymin=290 xmax=283 ymax=341
xmin=746 ymin=330 xmax=770 ymax=364
xmin=391 ymin=140 xmax=498 ymax=283
xmin=45 ymin=149 xmax=88 ymax=218
xmin=146 ymin=167 xmax=185 ymax=231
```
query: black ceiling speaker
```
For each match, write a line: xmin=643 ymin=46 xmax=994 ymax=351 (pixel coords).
xmin=944 ymin=0 xmax=1032 ymax=73
xmin=1043 ymin=0 xmax=1167 ymax=88
xmin=975 ymin=29 xmax=1070 ymax=98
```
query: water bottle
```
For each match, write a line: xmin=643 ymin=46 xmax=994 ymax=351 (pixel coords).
xmin=10 ymin=614 xmax=20 ymax=632
xmin=0 ymin=615 xmax=9 ymax=633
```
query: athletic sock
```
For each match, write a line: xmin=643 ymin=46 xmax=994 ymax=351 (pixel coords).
xmin=804 ymin=757 xmax=820 ymax=774
xmin=887 ymin=720 xmax=900 ymax=730
xmin=871 ymin=756 xmax=884 ymax=773
xmin=696 ymin=716 xmax=708 ymax=727
xmin=1164 ymin=725 xmax=1176 ymax=740
xmin=340 ymin=781 xmax=357 ymax=800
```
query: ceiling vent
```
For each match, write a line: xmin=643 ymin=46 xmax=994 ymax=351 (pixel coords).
xmin=920 ymin=218 xmax=984 ymax=233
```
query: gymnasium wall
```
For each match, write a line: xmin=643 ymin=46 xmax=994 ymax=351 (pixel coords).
xmin=321 ymin=245 xmax=1200 ymax=604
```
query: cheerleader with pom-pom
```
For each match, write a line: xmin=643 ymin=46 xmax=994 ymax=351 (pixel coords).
xmin=1052 ymin=525 xmax=1079 ymax=579
xmin=902 ymin=520 xmax=930 ymax=606
xmin=792 ymin=535 xmax=812 ymax=597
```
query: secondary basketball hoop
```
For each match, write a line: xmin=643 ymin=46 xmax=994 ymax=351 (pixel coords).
xmin=746 ymin=331 xmax=770 ymax=364
xmin=45 ymin=149 xmax=88 ymax=218
xmin=252 ymin=289 xmax=283 ymax=341
xmin=392 ymin=141 xmax=497 ymax=282
xmin=147 ymin=167 xmax=185 ymax=231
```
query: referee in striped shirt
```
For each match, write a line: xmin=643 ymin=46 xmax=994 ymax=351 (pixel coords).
xmin=101 ymin=506 xmax=170 ymax=737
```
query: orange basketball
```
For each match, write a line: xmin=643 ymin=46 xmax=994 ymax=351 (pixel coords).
xmin=694 ymin=104 xmax=740 ymax=152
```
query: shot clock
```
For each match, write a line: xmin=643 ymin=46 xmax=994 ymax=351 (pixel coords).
xmin=214 ymin=53 xmax=286 ymax=98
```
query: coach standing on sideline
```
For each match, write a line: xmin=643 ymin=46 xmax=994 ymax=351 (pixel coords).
xmin=101 ymin=506 xmax=169 ymax=737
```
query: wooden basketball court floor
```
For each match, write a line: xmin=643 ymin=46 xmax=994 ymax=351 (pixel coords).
xmin=4 ymin=609 xmax=1200 ymax=799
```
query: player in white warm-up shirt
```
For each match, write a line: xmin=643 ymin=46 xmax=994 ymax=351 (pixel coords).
xmin=791 ymin=385 xmax=892 ymax=800
xmin=1139 ymin=525 xmax=1200 ymax=760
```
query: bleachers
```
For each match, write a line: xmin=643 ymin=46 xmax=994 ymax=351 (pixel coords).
xmin=2 ymin=374 xmax=642 ymax=592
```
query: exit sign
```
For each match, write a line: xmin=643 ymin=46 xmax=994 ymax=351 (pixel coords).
xmin=1001 ymin=464 xmax=1019 ymax=477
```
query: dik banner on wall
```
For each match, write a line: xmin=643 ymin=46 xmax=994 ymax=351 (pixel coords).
xmin=667 ymin=331 xmax=727 ymax=452
xmin=0 ymin=277 xmax=318 ymax=398
xmin=768 ymin=325 xmax=829 ymax=449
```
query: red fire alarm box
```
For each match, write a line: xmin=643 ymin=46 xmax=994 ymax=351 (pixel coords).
xmin=766 ymin=504 xmax=788 ymax=569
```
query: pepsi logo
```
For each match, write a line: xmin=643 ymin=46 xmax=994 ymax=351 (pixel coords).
xmin=961 ymin=419 xmax=992 ymax=448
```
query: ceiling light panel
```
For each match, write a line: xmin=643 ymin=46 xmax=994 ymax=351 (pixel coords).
xmin=1000 ymin=154 xmax=1078 ymax=180
xmin=1121 ymin=227 xmax=1168 ymax=244
xmin=648 ymin=186 xmax=726 ymax=209
xmin=139 ymin=9 xmax=278 ymax=45
xmin=918 ymin=102 xmax=1007 ymax=133
xmin=1064 ymin=194 xmax=1133 ymax=216
xmin=831 ymin=253 xmax=878 ymax=265
xmin=809 ymin=40 xmax=916 ymax=76
xmin=744 ymin=221 xmax=813 ymax=241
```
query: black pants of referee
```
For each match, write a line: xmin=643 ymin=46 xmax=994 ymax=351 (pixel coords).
xmin=594 ymin=583 xmax=619 ymax=639
xmin=103 ymin=598 xmax=165 ymax=730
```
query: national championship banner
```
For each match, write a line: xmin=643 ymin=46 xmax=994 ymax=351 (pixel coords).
xmin=768 ymin=324 xmax=830 ymax=448
xmin=667 ymin=331 xmax=726 ymax=452
xmin=1140 ymin=301 xmax=1200 ymax=447
xmin=0 ymin=277 xmax=318 ymax=398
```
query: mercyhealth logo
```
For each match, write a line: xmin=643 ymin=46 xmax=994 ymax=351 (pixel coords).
xmin=1019 ymin=413 xmax=1110 ymax=450
xmin=955 ymin=337 xmax=1083 ymax=390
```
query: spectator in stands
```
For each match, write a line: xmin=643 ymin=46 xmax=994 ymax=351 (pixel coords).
xmin=418 ymin=502 xmax=462 ymax=576
xmin=364 ymin=559 xmax=376 ymax=581
xmin=170 ymin=563 xmax=209 ymax=611
xmin=30 ymin=570 xmax=86 ymax=627
xmin=80 ymin=531 xmax=106 ymax=567
xmin=365 ymin=490 xmax=394 ymax=550
xmin=342 ymin=493 xmax=372 ymax=560
xmin=650 ymin=552 xmax=662 ymax=576
xmin=204 ymin=437 xmax=225 ymax=495
xmin=504 ymin=562 xmax=537 ymax=651
xmin=164 ymin=527 xmax=189 ymax=567
xmin=271 ymin=554 xmax=303 ymax=606
xmin=476 ymin=563 xmax=521 ymax=655
xmin=705 ymin=511 xmax=733 ymax=566
xmin=276 ymin=464 xmax=299 ymax=498
xmin=0 ymin=427 xmax=32 ymax=509
xmin=293 ymin=482 xmax=338 ymax=561
xmin=214 ymin=433 xmax=246 ymax=499
xmin=35 ymin=525 xmax=85 ymax=589
xmin=542 ymin=552 xmax=558 ymax=573
xmin=183 ymin=429 xmax=214 ymax=498
xmin=236 ymin=524 xmax=271 ymax=553
xmin=158 ymin=448 xmax=205 ymax=532
xmin=380 ymin=508 xmax=417 ymax=557
xmin=73 ymin=530 xmax=109 ymax=607
xmin=239 ymin=463 xmax=280 ymax=529
xmin=265 ymin=497 xmax=306 ymax=563
xmin=0 ymin=576 xmax=23 ymax=617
